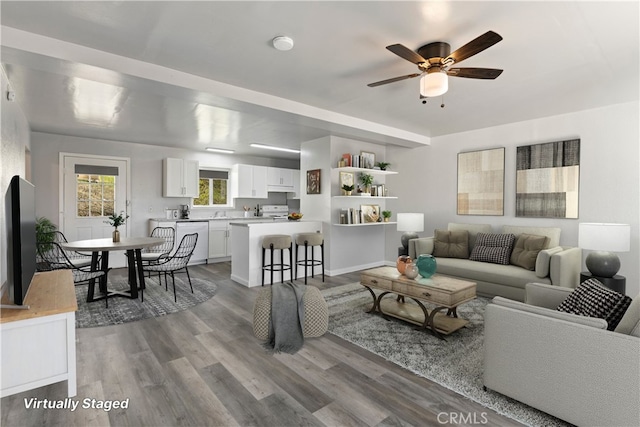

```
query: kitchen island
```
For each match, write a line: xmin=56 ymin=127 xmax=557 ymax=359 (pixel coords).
xmin=230 ymin=220 xmax=323 ymax=287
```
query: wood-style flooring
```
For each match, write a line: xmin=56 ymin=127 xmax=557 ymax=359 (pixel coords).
xmin=1 ymin=262 xmax=522 ymax=426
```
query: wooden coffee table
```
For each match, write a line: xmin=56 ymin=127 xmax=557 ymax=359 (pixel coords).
xmin=360 ymin=266 xmax=476 ymax=339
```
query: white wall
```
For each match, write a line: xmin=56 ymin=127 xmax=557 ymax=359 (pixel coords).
xmin=386 ymin=101 xmax=640 ymax=297
xmin=0 ymin=69 xmax=31 ymax=290
xmin=30 ymin=132 xmax=299 ymax=238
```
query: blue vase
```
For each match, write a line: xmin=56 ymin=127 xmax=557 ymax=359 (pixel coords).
xmin=416 ymin=254 xmax=437 ymax=278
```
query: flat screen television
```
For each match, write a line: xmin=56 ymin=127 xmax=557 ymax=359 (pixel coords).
xmin=6 ymin=175 xmax=37 ymax=306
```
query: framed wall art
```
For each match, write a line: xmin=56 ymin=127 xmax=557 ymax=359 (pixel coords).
xmin=516 ymin=139 xmax=580 ymax=218
xmin=360 ymin=151 xmax=375 ymax=169
xmin=306 ymin=169 xmax=321 ymax=194
xmin=360 ymin=204 xmax=380 ymax=223
xmin=457 ymin=147 xmax=505 ymax=216
xmin=339 ymin=171 xmax=354 ymax=188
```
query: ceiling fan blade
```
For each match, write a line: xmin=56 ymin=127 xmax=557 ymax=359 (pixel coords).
xmin=386 ymin=44 xmax=427 ymax=64
xmin=445 ymin=31 xmax=503 ymax=64
xmin=367 ymin=73 xmax=421 ymax=87
xmin=447 ymin=68 xmax=503 ymax=79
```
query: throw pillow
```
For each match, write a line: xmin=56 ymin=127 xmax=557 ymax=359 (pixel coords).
xmin=433 ymin=229 xmax=469 ymax=259
xmin=510 ymin=233 xmax=550 ymax=270
xmin=557 ymin=278 xmax=633 ymax=331
xmin=469 ymin=233 xmax=516 ymax=265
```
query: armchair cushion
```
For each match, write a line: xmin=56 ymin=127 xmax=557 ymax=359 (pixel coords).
xmin=557 ymin=278 xmax=632 ymax=330
xmin=433 ymin=229 xmax=469 ymax=259
xmin=469 ymin=233 xmax=516 ymax=265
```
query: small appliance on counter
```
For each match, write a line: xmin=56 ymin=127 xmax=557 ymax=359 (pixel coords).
xmin=180 ymin=204 xmax=190 ymax=219
xmin=261 ymin=205 xmax=289 ymax=219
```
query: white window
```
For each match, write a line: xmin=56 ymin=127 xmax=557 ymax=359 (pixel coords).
xmin=193 ymin=169 xmax=231 ymax=207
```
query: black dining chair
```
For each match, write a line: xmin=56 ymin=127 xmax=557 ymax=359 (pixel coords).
xmin=37 ymin=231 xmax=95 ymax=270
xmin=37 ymin=242 xmax=110 ymax=307
xmin=142 ymin=233 xmax=198 ymax=302
xmin=139 ymin=226 xmax=175 ymax=279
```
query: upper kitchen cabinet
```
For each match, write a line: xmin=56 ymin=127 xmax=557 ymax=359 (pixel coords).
xmin=231 ymin=164 xmax=268 ymax=198
xmin=267 ymin=167 xmax=294 ymax=192
xmin=163 ymin=158 xmax=199 ymax=197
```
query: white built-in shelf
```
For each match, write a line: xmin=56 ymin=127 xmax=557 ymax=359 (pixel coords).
xmin=333 ymin=167 xmax=398 ymax=175
xmin=333 ymin=196 xmax=398 ymax=199
xmin=333 ymin=222 xmax=397 ymax=227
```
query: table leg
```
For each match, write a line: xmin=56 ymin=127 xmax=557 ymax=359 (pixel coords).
xmin=99 ymin=251 xmax=109 ymax=293
xmin=125 ymin=249 xmax=139 ymax=299
xmin=87 ymin=251 xmax=100 ymax=303
xmin=363 ymin=285 xmax=379 ymax=313
xmin=135 ymin=249 xmax=146 ymax=301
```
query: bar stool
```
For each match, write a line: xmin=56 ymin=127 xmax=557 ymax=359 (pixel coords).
xmin=261 ymin=234 xmax=293 ymax=286
xmin=295 ymin=232 xmax=325 ymax=284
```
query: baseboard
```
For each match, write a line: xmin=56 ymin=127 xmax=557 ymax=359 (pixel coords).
xmin=327 ymin=261 xmax=389 ymax=277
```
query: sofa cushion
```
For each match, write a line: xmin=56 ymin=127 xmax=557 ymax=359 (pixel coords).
xmin=435 ymin=257 xmax=548 ymax=289
xmin=433 ymin=229 xmax=469 ymax=259
xmin=502 ymin=225 xmax=560 ymax=249
xmin=510 ymin=233 xmax=549 ymax=270
xmin=615 ymin=295 xmax=640 ymax=337
xmin=557 ymin=279 xmax=632 ymax=331
xmin=469 ymin=233 xmax=516 ymax=265
xmin=447 ymin=223 xmax=492 ymax=251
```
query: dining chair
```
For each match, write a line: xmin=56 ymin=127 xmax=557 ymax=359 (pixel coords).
xmin=139 ymin=226 xmax=175 ymax=280
xmin=142 ymin=233 xmax=198 ymax=302
xmin=38 ymin=231 xmax=95 ymax=269
xmin=37 ymin=242 xmax=110 ymax=307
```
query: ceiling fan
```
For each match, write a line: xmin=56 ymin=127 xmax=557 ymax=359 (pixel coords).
xmin=368 ymin=31 xmax=503 ymax=98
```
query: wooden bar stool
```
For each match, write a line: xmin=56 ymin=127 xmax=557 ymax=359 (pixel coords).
xmin=261 ymin=234 xmax=293 ymax=286
xmin=295 ymin=232 xmax=324 ymax=284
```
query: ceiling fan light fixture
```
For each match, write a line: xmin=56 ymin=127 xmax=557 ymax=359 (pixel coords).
xmin=420 ymin=69 xmax=448 ymax=97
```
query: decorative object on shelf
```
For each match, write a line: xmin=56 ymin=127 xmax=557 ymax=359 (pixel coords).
xmin=458 ymin=147 xmax=505 ymax=216
xmin=105 ymin=212 xmax=129 ymax=242
xmin=375 ymin=161 xmax=391 ymax=171
xmin=341 ymin=184 xmax=354 ymax=196
xmin=306 ymin=169 xmax=321 ymax=194
xmin=416 ymin=254 xmax=437 ymax=278
xmin=396 ymin=255 xmax=412 ymax=274
xmin=360 ymin=151 xmax=375 ymax=169
xmin=339 ymin=171 xmax=354 ymax=191
xmin=288 ymin=212 xmax=303 ymax=221
xmin=360 ymin=205 xmax=380 ymax=223
xmin=341 ymin=153 xmax=351 ymax=167
xmin=397 ymin=213 xmax=424 ymax=252
xmin=359 ymin=172 xmax=374 ymax=194
xmin=404 ymin=262 xmax=419 ymax=279
xmin=516 ymin=139 xmax=580 ymax=218
xmin=243 ymin=206 xmax=251 ymax=218
xmin=382 ymin=210 xmax=392 ymax=222
xmin=579 ymin=223 xmax=630 ymax=277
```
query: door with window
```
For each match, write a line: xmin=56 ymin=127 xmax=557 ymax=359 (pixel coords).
xmin=61 ymin=154 xmax=129 ymax=267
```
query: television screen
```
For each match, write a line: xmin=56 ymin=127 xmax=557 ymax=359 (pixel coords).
xmin=6 ymin=175 xmax=36 ymax=306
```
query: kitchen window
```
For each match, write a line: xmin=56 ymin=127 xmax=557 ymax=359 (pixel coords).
xmin=193 ymin=169 xmax=231 ymax=207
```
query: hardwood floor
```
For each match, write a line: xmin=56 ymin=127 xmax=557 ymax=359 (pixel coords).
xmin=1 ymin=262 xmax=522 ymax=426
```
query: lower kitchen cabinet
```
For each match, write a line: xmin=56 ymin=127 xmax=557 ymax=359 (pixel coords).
xmin=208 ymin=220 xmax=230 ymax=259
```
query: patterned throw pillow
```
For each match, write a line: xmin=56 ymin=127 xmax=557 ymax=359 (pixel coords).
xmin=433 ymin=229 xmax=469 ymax=259
xmin=557 ymin=278 xmax=632 ymax=331
xmin=469 ymin=233 xmax=516 ymax=265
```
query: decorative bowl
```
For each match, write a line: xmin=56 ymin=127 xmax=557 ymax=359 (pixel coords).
xmin=288 ymin=212 xmax=303 ymax=221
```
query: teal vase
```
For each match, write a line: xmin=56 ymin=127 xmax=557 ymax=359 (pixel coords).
xmin=416 ymin=254 xmax=437 ymax=278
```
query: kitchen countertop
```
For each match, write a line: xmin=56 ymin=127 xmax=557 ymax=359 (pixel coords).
xmin=149 ymin=217 xmax=279 ymax=222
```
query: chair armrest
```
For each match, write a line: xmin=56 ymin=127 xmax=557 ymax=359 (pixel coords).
xmin=524 ymin=282 xmax=574 ymax=309
xmin=408 ymin=237 xmax=434 ymax=259
xmin=491 ymin=296 xmax=607 ymax=328
xmin=549 ymin=246 xmax=582 ymax=288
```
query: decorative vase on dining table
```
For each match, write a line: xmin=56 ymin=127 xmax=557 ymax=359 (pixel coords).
xmin=112 ymin=229 xmax=120 ymax=243
xmin=416 ymin=254 xmax=437 ymax=278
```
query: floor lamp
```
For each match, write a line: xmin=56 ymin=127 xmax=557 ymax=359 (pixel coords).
xmin=578 ymin=223 xmax=630 ymax=277
xmin=397 ymin=213 xmax=424 ymax=255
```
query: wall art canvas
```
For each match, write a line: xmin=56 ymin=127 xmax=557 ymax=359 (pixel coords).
xmin=360 ymin=204 xmax=380 ymax=223
xmin=306 ymin=169 xmax=321 ymax=194
xmin=516 ymin=139 xmax=580 ymax=218
xmin=457 ymin=147 xmax=505 ymax=216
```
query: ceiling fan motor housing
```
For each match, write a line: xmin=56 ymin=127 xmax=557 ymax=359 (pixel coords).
xmin=417 ymin=42 xmax=451 ymax=63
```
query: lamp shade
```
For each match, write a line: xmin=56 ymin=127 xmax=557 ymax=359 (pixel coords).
xmin=578 ymin=223 xmax=630 ymax=252
xmin=420 ymin=71 xmax=448 ymax=97
xmin=397 ymin=213 xmax=424 ymax=233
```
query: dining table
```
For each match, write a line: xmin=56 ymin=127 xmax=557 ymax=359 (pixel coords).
xmin=61 ymin=237 xmax=164 ymax=302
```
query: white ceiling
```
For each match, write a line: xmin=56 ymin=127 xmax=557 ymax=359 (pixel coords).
xmin=1 ymin=1 xmax=638 ymax=160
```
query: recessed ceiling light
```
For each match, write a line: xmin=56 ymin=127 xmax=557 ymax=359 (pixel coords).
xmin=206 ymin=147 xmax=235 ymax=154
xmin=250 ymin=143 xmax=300 ymax=154
xmin=272 ymin=36 xmax=294 ymax=51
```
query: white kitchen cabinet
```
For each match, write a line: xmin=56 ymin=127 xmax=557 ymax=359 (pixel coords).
xmin=208 ymin=220 xmax=229 ymax=258
xmin=288 ymin=169 xmax=301 ymax=199
xmin=163 ymin=158 xmax=199 ymax=197
xmin=267 ymin=167 xmax=294 ymax=191
xmin=231 ymin=164 xmax=268 ymax=198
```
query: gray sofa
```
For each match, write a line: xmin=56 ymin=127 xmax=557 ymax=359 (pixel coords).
xmin=484 ymin=283 xmax=640 ymax=426
xmin=408 ymin=223 xmax=581 ymax=301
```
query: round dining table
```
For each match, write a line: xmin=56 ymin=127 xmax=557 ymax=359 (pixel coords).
xmin=61 ymin=237 xmax=164 ymax=302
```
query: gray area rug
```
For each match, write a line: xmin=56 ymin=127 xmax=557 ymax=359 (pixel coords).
xmin=323 ymin=283 xmax=571 ymax=427
xmin=75 ymin=275 xmax=218 ymax=328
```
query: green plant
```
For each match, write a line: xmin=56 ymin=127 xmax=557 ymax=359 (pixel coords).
xmin=341 ymin=184 xmax=354 ymax=192
xmin=359 ymin=173 xmax=374 ymax=187
xmin=376 ymin=162 xmax=391 ymax=171
xmin=35 ymin=216 xmax=57 ymax=250
xmin=382 ymin=210 xmax=392 ymax=219
xmin=105 ymin=212 xmax=129 ymax=229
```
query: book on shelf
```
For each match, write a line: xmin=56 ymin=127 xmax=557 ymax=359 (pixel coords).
xmin=341 ymin=153 xmax=351 ymax=167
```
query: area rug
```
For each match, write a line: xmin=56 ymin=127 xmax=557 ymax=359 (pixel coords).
xmin=75 ymin=275 xmax=218 ymax=328
xmin=323 ymin=283 xmax=571 ymax=427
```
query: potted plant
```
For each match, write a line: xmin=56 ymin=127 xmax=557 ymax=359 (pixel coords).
xmin=341 ymin=184 xmax=354 ymax=196
xmin=359 ymin=173 xmax=374 ymax=194
xmin=382 ymin=210 xmax=392 ymax=222
xmin=35 ymin=217 xmax=57 ymax=270
xmin=376 ymin=162 xmax=391 ymax=171
xmin=105 ymin=212 xmax=129 ymax=242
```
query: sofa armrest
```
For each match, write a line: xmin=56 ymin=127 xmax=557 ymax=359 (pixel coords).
xmin=524 ymin=282 xmax=574 ymax=309
xmin=549 ymin=246 xmax=582 ymax=288
xmin=408 ymin=237 xmax=434 ymax=259
xmin=534 ymin=246 xmax=563 ymax=277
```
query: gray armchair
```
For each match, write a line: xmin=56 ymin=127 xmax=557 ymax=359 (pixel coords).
xmin=483 ymin=283 xmax=640 ymax=426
